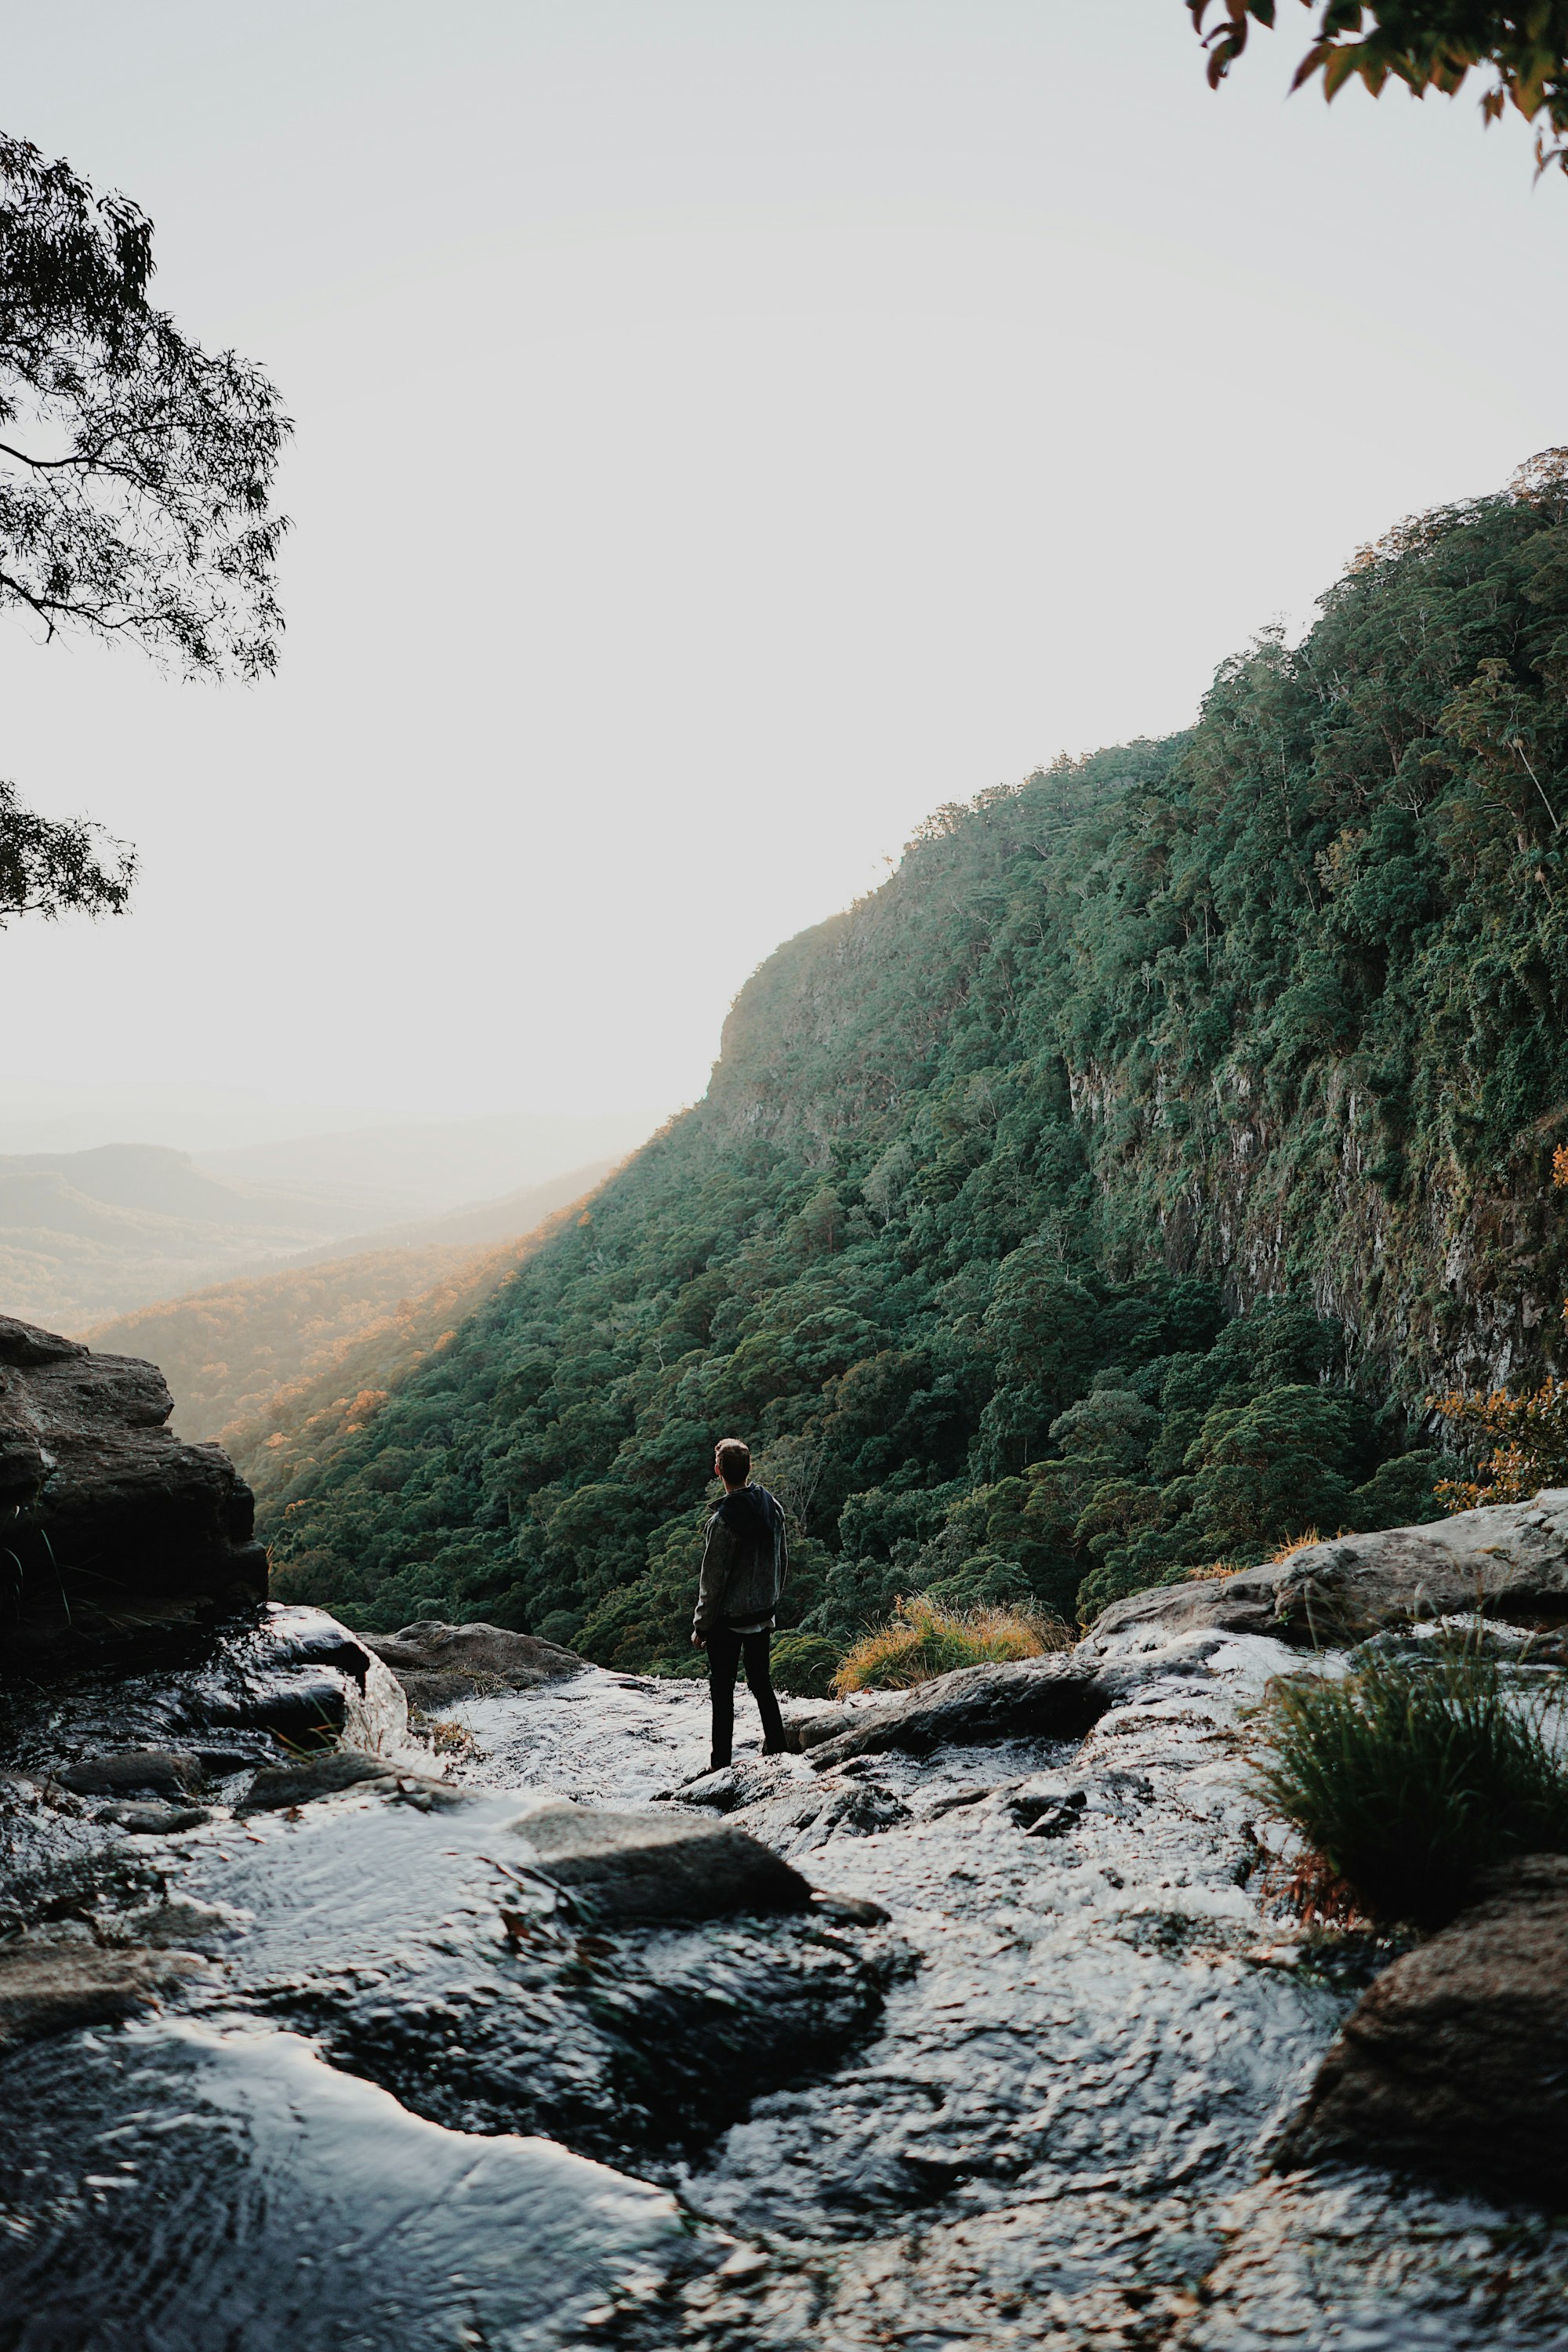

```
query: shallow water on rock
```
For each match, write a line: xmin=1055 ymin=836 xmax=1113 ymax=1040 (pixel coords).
xmin=442 ymin=1633 xmax=1568 ymax=2347
xmin=0 ymin=2016 xmax=686 ymax=2351
xmin=3 ymin=1614 xmax=1568 ymax=2348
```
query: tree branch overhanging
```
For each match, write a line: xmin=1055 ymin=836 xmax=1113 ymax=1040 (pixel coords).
xmin=1187 ymin=2 xmax=1568 ymax=176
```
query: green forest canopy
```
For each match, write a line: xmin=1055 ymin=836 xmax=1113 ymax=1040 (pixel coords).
xmin=270 ymin=452 xmax=1568 ymax=1668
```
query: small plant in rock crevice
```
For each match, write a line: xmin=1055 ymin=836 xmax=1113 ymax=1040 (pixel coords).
xmin=833 ymin=1593 xmax=1072 ymax=1693
xmin=419 ymin=1717 xmax=477 ymax=1758
xmin=1250 ymin=1632 xmax=1568 ymax=1929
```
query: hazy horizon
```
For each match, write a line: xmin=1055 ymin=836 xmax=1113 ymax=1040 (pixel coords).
xmin=0 ymin=1076 xmax=668 ymax=1163
xmin=0 ymin=2 xmax=1562 ymax=1130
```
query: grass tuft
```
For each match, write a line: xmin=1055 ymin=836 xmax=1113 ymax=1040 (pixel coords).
xmin=833 ymin=1592 xmax=1071 ymax=1694
xmin=1251 ymin=1630 xmax=1568 ymax=1928
xmin=769 ymin=1632 xmax=843 ymax=1698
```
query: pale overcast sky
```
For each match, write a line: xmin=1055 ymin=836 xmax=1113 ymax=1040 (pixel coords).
xmin=0 ymin=1 xmax=1561 ymax=1140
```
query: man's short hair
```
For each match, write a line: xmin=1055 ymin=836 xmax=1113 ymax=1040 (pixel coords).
xmin=714 ymin=1437 xmax=750 ymax=1483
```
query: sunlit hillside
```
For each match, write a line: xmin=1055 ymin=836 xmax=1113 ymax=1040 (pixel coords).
xmin=264 ymin=461 xmax=1568 ymax=1660
xmin=89 ymin=1183 xmax=609 ymax=1512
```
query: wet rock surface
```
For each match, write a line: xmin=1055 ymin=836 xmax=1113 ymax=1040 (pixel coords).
xmin=0 ymin=2020 xmax=689 ymax=2351
xmin=450 ymin=1624 xmax=1568 ymax=2346
xmin=3 ymin=1602 xmax=1568 ymax=2347
xmin=0 ymin=1609 xmax=889 ymax=2347
xmin=0 ymin=1604 xmax=413 ymax=1934
xmin=238 ymin=1748 xmax=448 ymax=1812
xmin=0 ymin=1314 xmax=267 ymax=1665
xmin=1276 ymin=1851 xmax=1568 ymax=2201
xmin=1094 ymin=1486 xmax=1568 ymax=1648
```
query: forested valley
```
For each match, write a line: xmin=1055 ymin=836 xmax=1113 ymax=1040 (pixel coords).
xmin=269 ymin=456 xmax=1568 ymax=1670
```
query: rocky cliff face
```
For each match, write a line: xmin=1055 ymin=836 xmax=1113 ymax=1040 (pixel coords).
xmin=0 ymin=1315 xmax=267 ymax=1666
xmin=1069 ymin=1051 xmax=1562 ymax=1397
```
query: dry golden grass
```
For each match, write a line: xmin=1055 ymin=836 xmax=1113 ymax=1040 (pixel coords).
xmin=1185 ymin=1529 xmax=1352 ymax=1584
xmin=833 ymin=1592 xmax=1073 ymax=1694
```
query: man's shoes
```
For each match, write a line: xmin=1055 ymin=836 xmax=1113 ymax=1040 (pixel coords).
xmin=709 ymin=1756 xmax=731 ymax=1773
xmin=761 ymin=1740 xmax=789 ymax=1756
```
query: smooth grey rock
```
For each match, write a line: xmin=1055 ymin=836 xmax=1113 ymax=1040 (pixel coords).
xmin=238 ymin=1749 xmax=459 ymax=1813
xmin=805 ymin=1653 xmax=1111 ymax=1768
xmin=507 ymin=1795 xmax=813 ymax=1923
xmin=0 ymin=1930 xmax=206 ymax=2050
xmin=672 ymin=1764 xmax=741 ymax=1809
xmin=670 ymin=1756 xmax=807 ymax=1813
xmin=0 ymin=1313 xmax=266 ymax=1668
xmin=786 ymin=1704 xmax=862 ymax=1752
xmin=1276 ymin=1853 xmax=1568 ymax=2201
xmin=54 ymin=1748 xmax=202 ymax=1801
xmin=810 ymin=1889 xmax=891 ymax=1926
xmin=920 ymin=1784 xmax=1003 ymax=1820
xmin=94 ymin=1800 xmax=211 ymax=1835
xmin=1091 ymin=1490 xmax=1568 ymax=1650
xmin=363 ymin=1621 xmax=586 ymax=1706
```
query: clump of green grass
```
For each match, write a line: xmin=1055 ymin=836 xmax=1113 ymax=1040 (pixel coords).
xmin=833 ymin=1593 xmax=1071 ymax=1694
xmin=1252 ymin=1634 xmax=1568 ymax=1928
xmin=769 ymin=1632 xmax=843 ymax=1699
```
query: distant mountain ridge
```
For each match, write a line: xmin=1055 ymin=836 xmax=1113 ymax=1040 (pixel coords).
xmin=0 ymin=1143 xmax=385 ymax=1330
xmin=276 ymin=1161 xmax=621 ymax=1267
xmin=0 ymin=1127 xmax=638 ymax=1331
xmin=201 ymin=1112 xmax=655 ymax=1215
xmin=87 ymin=1167 xmax=611 ymax=1487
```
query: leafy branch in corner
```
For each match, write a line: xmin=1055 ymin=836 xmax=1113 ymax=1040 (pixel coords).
xmin=1188 ymin=2 xmax=1568 ymax=175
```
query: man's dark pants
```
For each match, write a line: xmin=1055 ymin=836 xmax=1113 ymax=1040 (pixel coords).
xmin=706 ymin=1627 xmax=786 ymax=1766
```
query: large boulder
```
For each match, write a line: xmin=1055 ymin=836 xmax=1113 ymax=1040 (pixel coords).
xmin=1275 ymin=1853 xmax=1568 ymax=2202
xmin=804 ymin=1653 xmax=1111 ymax=1769
xmin=506 ymin=1795 xmax=813 ymax=1925
xmin=363 ymin=1619 xmax=586 ymax=1707
xmin=1089 ymin=1490 xmax=1568 ymax=1650
xmin=0 ymin=1316 xmax=267 ymax=1668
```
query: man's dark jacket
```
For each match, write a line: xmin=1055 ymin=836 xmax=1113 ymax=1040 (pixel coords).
xmin=693 ymin=1483 xmax=788 ymax=1637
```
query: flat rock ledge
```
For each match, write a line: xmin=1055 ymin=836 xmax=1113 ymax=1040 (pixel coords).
xmin=0 ymin=1314 xmax=267 ymax=1668
xmin=363 ymin=1620 xmax=587 ymax=1706
xmin=1276 ymin=1853 xmax=1568 ymax=2202
xmin=1091 ymin=1488 xmax=1568 ymax=1648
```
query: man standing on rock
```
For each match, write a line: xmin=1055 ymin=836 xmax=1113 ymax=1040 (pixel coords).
xmin=691 ymin=1437 xmax=789 ymax=1770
